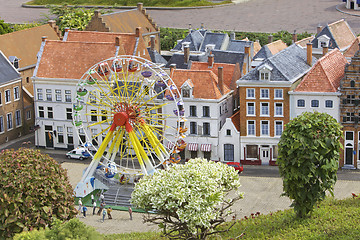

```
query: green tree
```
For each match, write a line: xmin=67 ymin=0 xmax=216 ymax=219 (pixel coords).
xmin=131 ymin=158 xmax=243 ymax=240
xmin=0 ymin=19 xmax=13 ymax=34
xmin=277 ymin=112 xmax=343 ymax=218
xmin=0 ymin=148 xmax=77 ymax=238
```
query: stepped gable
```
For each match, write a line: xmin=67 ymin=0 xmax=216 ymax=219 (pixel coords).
xmin=295 ymin=49 xmax=347 ymax=93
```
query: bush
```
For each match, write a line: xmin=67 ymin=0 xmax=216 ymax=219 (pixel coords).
xmin=277 ymin=112 xmax=342 ymax=218
xmin=0 ymin=148 xmax=77 ymax=238
xmin=0 ymin=19 xmax=13 ymax=34
xmin=14 ymin=218 xmax=102 ymax=240
xmin=131 ymin=158 xmax=243 ymax=240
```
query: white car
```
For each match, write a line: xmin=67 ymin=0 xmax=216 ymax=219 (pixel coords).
xmin=66 ymin=147 xmax=91 ymax=160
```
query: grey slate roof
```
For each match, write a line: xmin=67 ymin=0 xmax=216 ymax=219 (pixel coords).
xmin=199 ymin=32 xmax=228 ymax=52
xmin=147 ymin=48 xmax=168 ymax=65
xmin=253 ymin=45 xmax=273 ymax=60
xmin=240 ymin=44 xmax=316 ymax=83
xmin=311 ymin=26 xmax=338 ymax=49
xmin=0 ymin=51 xmax=20 ymax=85
xmin=165 ymin=53 xmax=207 ymax=69
xmin=172 ymin=30 xmax=204 ymax=52
xmin=211 ymin=50 xmax=245 ymax=65
xmin=226 ymin=39 xmax=251 ymax=52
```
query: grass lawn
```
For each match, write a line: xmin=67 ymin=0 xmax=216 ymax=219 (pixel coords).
xmin=26 ymin=0 xmax=232 ymax=7
xmin=104 ymin=197 xmax=360 ymax=240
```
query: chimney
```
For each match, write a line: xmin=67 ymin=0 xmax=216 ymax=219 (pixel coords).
xmin=292 ymin=30 xmax=297 ymax=43
xmin=184 ymin=45 xmax=190 ymax=64
xmin=170 ymin=63 xmax=176 ymax=75
xmin=48 ymin=20 xmax=55 ymax=28
xmin=42 ymin=36 xmax=47 ymax=42
xmin=317 ymin=24 xmax=322 ymax=35
xmin=137 ymin=2 xmax=143 ymax=12
xmin=201 ymin=23 xmax=204 ymax=29
xmin=64 ymin=27 xmax=70 ymax=33
xmin=307 ymin=43 xmax=313 ymax=66
xmin=268 ymin=35 xmax=273 ymax=43
xmin=208 ymin=54 xmax=214 ymax=67
xmin=230 ymin=32 xmax=236 ymax=40
xmin=322 ymin=46 xmax=329 ymax=56
xmin=245 ymin=45 xmax=250 ymax=56
xmin=188 ymin=23 xmax=192 ymax=34
xmin=218 ymin=67 xmax=224 ymax=94
xmin=150 ymin=35 xmax=155 ymax=51
xmin=94 ymin=10 xmax=100 ymax=18
xmin=135 ymin=27 xmax=142 ymax=37
xmin=115 ymin=36 xmax=120 ymax=47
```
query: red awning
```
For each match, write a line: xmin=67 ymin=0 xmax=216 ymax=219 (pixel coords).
xmin=201 ymin=144 xmax=212 ymax=152
xmin=166 ymin=141 xmax=175 ymax=149
xmin=187 ymin=143 xmax=198 ymax=151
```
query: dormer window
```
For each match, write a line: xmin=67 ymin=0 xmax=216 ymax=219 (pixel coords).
xmin=258 ymin=64 xmax=272 ymax=81
xmin=181 ymin=79 xmax=194 ymax=98
xmin=182 ymin=89 xmax=190 ymax=98
xmin=317 ymin=35 xmax=330 ymax=48
xmin=9 ymin=56 xmax=19 ymax=69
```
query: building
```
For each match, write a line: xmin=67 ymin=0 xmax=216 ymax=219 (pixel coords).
xmin=289 ymin=49 xmax=347 ymax=121
xmin=164 ymin=65 xmax=233 ymax=161
xmin=251 ymin=39 xmax=287 ymax=68
xmin=344 ymin=0 xmax=360 ymax=10
xmin=85 ymin=3 xmax=160 ymax=52
xmin=236 ymin=44 xmax=316 ymax=165
xmin=0 ymin=50 xmax=24 ymax=143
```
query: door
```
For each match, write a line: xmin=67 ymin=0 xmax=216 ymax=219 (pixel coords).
xmin=224 ymin=144 xmax=234 ymax=161
xmin=45 ymin=125 xmax=54 ymax=148
xmin=261 ymin=148 xmax=270 ymax=163
xmin=345 ymin=145 xmax=354 ymax=165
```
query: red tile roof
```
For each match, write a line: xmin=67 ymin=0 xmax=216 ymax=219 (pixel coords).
xmin=294 ymin=49 xmax=347 ymax=93
xmin=36 ymin=40 xmax=119 ymax=79
xmin=170 ymin=69 xmax=231 ymax=99
xmin=230 ymin=110 xmax=240 ymax=132
xmin=190 ymin=62 xmax=237 ymax=89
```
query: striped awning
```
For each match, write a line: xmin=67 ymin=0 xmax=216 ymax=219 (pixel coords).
xmin=201 ymin=144 xmax=212 ymax=152
xmin=166 ymin=141 xmax=175 ymax=149
xmin=187 ymin=143 xmax=198 ymax=151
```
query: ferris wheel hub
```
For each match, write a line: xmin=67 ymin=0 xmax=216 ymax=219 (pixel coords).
xmin=113 ymin=112 xmax=129 ymax=127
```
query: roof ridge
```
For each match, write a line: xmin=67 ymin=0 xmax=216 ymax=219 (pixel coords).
xmin=328 ymin=19 xmax=344 ymax=27
xmin=0 ymin=24 xmax=49 ymax=38
xmin=318 ymin=50 xmax=338 ymax=92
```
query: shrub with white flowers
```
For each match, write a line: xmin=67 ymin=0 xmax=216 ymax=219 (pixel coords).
xmin=131 ymin=158 xmax=243 ymax=240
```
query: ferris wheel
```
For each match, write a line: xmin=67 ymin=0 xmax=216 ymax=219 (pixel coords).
xmin=72 ymin=55 xmax=187 ymax=182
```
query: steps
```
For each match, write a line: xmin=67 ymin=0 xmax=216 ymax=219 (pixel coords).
xmin=103 ymin=186 xmax=134 ymax=207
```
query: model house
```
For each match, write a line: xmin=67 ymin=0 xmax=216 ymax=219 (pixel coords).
xmin=251 ymin=39 xmax=287 ymax=68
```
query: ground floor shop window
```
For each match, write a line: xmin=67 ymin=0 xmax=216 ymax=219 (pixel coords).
xmin=272 ymin=145 xmax=278 ymax=159
xmin=190 ymin=151 xmax=197 ymax=159
xmin=203 ymin=151 xmax=211 ymax=160
xmin=246 ymin=145 xmax=258 ymax=159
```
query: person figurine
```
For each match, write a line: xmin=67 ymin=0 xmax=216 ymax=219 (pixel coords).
xmin=128 ymin=207 xmax=133 ymax=220
xmin=92 ymin=201 xmax=97 ymax=215
xmin=107 ymin=207 xmax=112 ymax=219
xmin=78 ymin=198 xmax=83 ymax=213
xmin=82 ymin=205 xmax=87 ymax=218
xmin=100 ymin=192 xmax=105 ymax=203
xmin=97 ymin=202 xmax=105 ymax=215
xmin=102 ymin=208 xmax=106 ymax=222
xmin=91 ymin=194 xmax=94 ymax=204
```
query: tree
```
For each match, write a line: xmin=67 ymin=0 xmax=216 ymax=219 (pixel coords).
xmin=277 ymin=112 xmax=342 ymax=218
xmin=131 ymin=158 xmax=243 ymax=240
xmin=0 ymin=148 xmax=77 ymax=238
xmin=0 ymin=19 xmax=13 ymax=35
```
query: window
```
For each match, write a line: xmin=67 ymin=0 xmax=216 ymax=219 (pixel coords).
xmin=297 ymin=99 xmax=305 ymax=107
xmin=311 ymin=100 xmax=319 ymax=108
xmin=190 ymin=151 xmax=197 ymax=159
xmin=274 ymin=89 xmax=283 ymax=99
xmin=6 ymin=113 xmax=13 ymax=130
xmin=182 ymin=89 xmax=190 ymax=98
xmin=273 ymin=145 xmax=279 ymax=159
xmin=247 ymin=88 xmax=255 ymax=99
xmin=261 ymin=121 xmax=269 ymax=135
xmin=14 ymin=87 xmax=19 ymax=100
xmin=275 ymin=121 xmax=283 ymax=136
xmin=203 ymin=106 xmax=210 ymax=117
xmin=260 ymin=72 xmax=269 ymax=80
xmin=345 ymin=112 xmax=355 ymax=122
xmin=57 ymin=126 xmax=64 ymax=143
xmin=89 ymin=93 xmax=96 ymax=104
xmin=5 ymin=90 xmax=11 ymax=103
xmin=15 ymin=110 xmax=21 ymax=127
xmin=0 ymin=92 xmax=2 ymax=105
xmin=226 ymin=129 xmax=231 ymax=136
xmin=260 ymin=89 xmax=269 ymax=99
xmin=246 ymin=145 xmax=258 ymax=158
xmin=189 ymin=106 xmax=197 ymax=117
xmin=55 ymin=89 xmax=62 ymax=101
xmin=91 ymin=129 xmax=98 ymax=146
xmin=275 ymin=103 xmax=283 ymax=116
xmin=224 ymin=144 xmax=234 ymax=161
xmin=204 ymin=151 xmax=211 ymax=160
xmin=203 ymin=122 xmax=210 ymax=135
xmin=346 ymin=95 xmax=355 ymax=104
xmin=38 ymin=106 xmax=44 ymax=118
xmin=346 ymin=131 xmax=354 ymax=141
xmin=47 ymin=107 xmax=53 ymax=118
xmin=261 ymin=103 xmax=269 ymax=116
xmin=247 ymin=120 xmax=255 ymax=136
xmin=46 ymin=89 xmax=52 ymax=101
xmin=91 ymin=110 xmax=97 ymax=122
xmin=190 ymin=122 xmax=197 ymax=134
xmin=247 ymin=102 xmax=255 ymax=116
xmin=65 ymin=90 xmax=72 ymax=102
xmin=26 ymin=110 xmax=31 ymax=120
xmin=325 ymin=100 xmax=333 ymax=108
xmin=66 ymin=108 xmax=72 ymax=120
xmin=350 ymin=80 xmax=355 ymax=87
xmin=0 ymin=116 xmax=4 ymax=133
xmin=37 ymin=89 xmax=43 ymax=100
xmin=101 ymin=110 xmax=107 ymax=121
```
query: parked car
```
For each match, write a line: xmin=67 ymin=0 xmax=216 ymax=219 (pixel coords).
xmin=226 ymin=162 xmax=244 ymax=173
xmin=66 ymin=147 xmax=91 ymax=160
